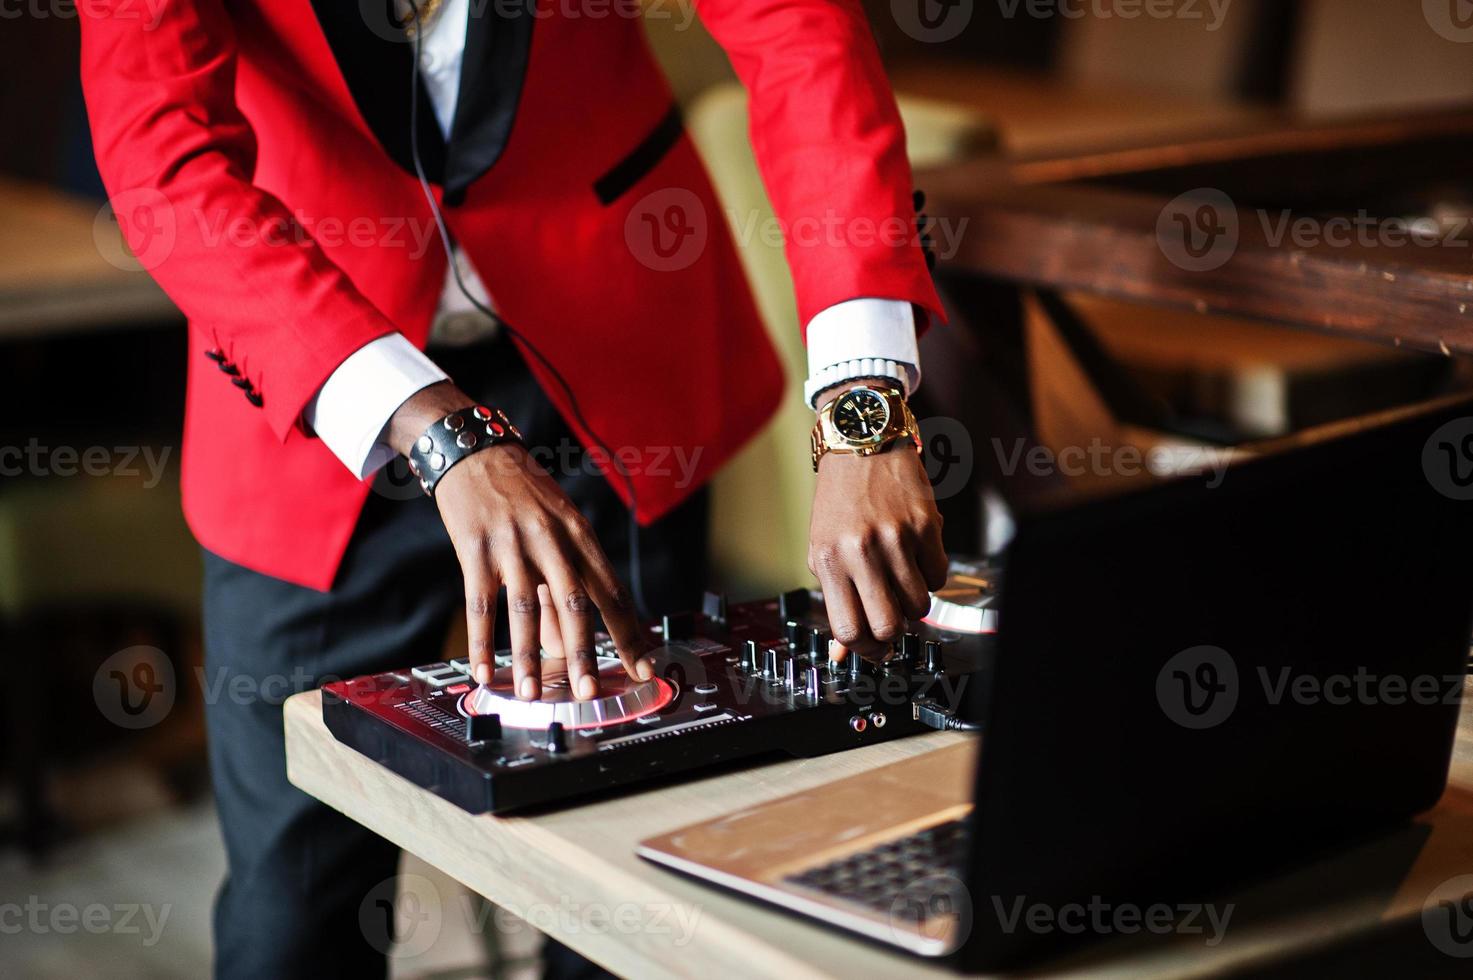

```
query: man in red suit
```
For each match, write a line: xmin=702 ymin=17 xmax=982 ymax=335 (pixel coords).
xmin=80 ymin=0 xmax=948 ymax=975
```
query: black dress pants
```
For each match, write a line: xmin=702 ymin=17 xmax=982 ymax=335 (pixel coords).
xmin=202 ymin=335 xmax=708 ymax=979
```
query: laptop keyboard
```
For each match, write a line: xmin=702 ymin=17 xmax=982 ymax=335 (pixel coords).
xmin=784 ymin=818 xmax=969 ymax=913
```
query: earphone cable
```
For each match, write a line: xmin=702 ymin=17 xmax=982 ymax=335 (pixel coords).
xmin=404 ymin=5 xmax=650 ymax=617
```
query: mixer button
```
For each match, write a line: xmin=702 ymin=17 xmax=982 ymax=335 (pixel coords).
xmin=743 ymin=639 xmax=762 ymax=673
xmin=763 ymin=647 xmax=780 ymax=678
xmin=661 ymin=611 xmax=696 ymax=641
xmin=425 ymin=672 xmax=472 ymax=689
xmin=899 ymin=632 xmax=921 ymax=666
xmin=702 ymin=591 xmax=729 ymax=626
xmin=636 ymin=714 xmax=664 ymax=725
xmin=693 ymin=683 xmax=718 ymax=694
xmin=924 ymin=640 xmax=945 ymax=674
xmin=803 ymin=665 xmax=822 ymax=701
xmin=778 ymin=587 xmax=812 ymax=619
xmin=465 ymin=713 xmax=502 ymax=743
xmin=694 ymin=702 xmax=720 ymax=713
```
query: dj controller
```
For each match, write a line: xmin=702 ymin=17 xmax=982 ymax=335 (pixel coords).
xmin=321 ymin=559 xmax=1001 ymax=814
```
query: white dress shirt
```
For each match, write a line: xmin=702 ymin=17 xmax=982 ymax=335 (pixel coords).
xmin=305 ymin=1 xmax=922 ymax=478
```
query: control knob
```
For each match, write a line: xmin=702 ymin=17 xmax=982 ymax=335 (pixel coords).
xmin=763 ymin=645 xmax=781 ymax=680
xmin=465 ymin=712 xmax=502 ymax=743
xmin=743 ymin=639 xmax=762 ymax=674
xmin=899 ymin=632 xmax=921 ymax=667
xmin=702 ymin=591 xmax=729 ymax=626
xmin=802 ymin=664 xmax=822 ymax=701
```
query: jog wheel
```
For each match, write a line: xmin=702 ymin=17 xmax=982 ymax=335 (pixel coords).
xmin=459 ymin=658 xmax=675 ymax=730
xmin=923 ymin=557 xmax=1002 ymax=635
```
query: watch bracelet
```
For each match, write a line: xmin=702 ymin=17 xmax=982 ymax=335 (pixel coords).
xmin=407 ymin=404 xmax=524 ymax=497
xmin=810 ymin=385 xmax=920 ymax=471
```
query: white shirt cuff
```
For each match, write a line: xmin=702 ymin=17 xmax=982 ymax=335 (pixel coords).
xmin=305 ymin=333 xmax=450 ymax=479
xmin=804 ymin=298 xmax=922 ymax=406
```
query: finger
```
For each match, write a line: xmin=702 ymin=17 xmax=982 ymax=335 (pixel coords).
xmin=882 ymin=531 xmax=933 ymax=622
xmin=537 ymin=584 xmax=563 ymax=659
xmin=566 ymin=516 xmax=650 ymax=681
xmin=461 ymin=552 xmax=500 ymax=687
xmin=535 ymin=538 xmax=600 ymax=701
xmin=828 ymin=637 xmax=850 ymax=665
xmin=499 ymin=549 xmax=541 ymax=700
xmin=816 ymin=560 xmax=875 ymax=656
xmin=848 ymin=549 xmax=905 ymax=649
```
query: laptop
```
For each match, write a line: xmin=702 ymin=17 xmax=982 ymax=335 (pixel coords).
xmin=639 ymin=396 xmax=1473 ymax=970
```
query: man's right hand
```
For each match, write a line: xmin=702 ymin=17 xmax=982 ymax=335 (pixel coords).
xmin=387 ymin=381 xmax=650 ymax=701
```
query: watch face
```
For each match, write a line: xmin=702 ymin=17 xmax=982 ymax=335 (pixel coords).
xmin=831 ymin=389 xmax=891 ymax=442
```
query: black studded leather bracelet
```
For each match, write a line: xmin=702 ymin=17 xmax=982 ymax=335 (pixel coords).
xmin=407 ymin=405 xmax=524 ymax=498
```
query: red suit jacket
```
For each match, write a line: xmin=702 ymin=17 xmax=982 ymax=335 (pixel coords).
xmin=79 ymin=0 xmax=942 ymax=590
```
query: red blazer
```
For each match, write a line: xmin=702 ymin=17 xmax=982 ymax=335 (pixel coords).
xmin=79 ymin=0 xmax=942 ymax=590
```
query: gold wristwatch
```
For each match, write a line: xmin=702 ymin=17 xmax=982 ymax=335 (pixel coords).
xmin=811 ymin=384 xmax=923 ymax=472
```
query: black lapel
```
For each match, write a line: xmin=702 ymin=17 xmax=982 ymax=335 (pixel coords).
xmin=442 ymin=0 xmax=536 ymax=204
xmin=309 ymin=0 xmax=449 ymax=182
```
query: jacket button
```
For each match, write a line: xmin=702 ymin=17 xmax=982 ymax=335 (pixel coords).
xmin=219 ymin=362 xmax=240 ymax=376
xmin=231 ymin=377 xmax=253 ymax=391
xmin=245 ymin=391 xmax=264 ymax=408
xmin=205 ymin=349 xmax=226 ymax=362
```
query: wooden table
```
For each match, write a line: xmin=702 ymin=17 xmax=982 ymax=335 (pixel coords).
xmin=285 ymin=678 xmax=1473 ymax=978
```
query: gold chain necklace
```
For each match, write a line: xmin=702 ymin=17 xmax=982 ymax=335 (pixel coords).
xmin=402 ymin=0 xmax=445 ymax=39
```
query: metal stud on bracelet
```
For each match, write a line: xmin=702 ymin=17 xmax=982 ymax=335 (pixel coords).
xmin=407 ymin=405 xmax=524 ymax=498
